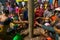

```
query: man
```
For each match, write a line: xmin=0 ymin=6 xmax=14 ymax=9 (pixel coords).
xmin=5 ymin=2 xmax=13 ymax=13
xmin=35 ymin=5 xmax=44 ymax=18
xmin=43 ymin=6 xmax=52 ymax=18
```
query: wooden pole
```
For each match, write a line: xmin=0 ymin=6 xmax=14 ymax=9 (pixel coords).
xmin=28 ymin=0 xmax=34 ymax=39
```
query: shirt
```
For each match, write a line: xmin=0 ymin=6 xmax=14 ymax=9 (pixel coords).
xmin=51 ymin=15 xmax=57 ymax=21
xmin=44 ymin=10 xmax=52 ymax=17
xmin=15 ymin=7 xmax=19 ymax=14
xmin=23 ymin=10 xmax=28 ymax=20
xmin=42 ymin=25 xmax=55 ymax=32
xmin=35 ymin=8 xmax=44 ymax=17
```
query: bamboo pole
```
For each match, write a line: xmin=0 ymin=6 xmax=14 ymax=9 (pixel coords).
xmin=28 ymin=0 xmax=34 ymax=39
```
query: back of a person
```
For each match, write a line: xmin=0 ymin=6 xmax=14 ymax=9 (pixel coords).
xmin=54 ymin=20 xmax=60 ymax=34
xmin=35 ymin=8 xmax=40 ymax=17
xmin=55 ymin=20 xmax=60 ymax=29
xmin=44 ymin=9 xmax=52 ymax=18
xmin=39 ymin=8 xmax=44 ymax=17
xmin=35 ymin=7 xmax=44 ymax=18
xmin=23 ymin=8 xmax=28 ymax=20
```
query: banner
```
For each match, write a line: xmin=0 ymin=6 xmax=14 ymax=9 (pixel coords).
xmin=24 ymin=0 xmax=28 ymax=1
xmin=24 ymin=0 xmax=37 ymax=2
xmin=16 ymin=0 xmax=22 ymax=2
xmin=16 ymin=0 xmax=37 ymax=2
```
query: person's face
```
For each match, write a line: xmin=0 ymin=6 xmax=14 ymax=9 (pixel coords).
xmin=6 ymin=2 xmax=9 ymax=6
xmin=14 ymin=3 xmax=16 ymax=6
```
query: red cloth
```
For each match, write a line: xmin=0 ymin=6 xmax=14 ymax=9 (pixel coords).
xmin=51 ymin=15 xmax=57 ymax=21
xmin=47 ymin=37 xmax=52 ymax=40
xmin=35 ymin=8 xmax=44 ymax=18
xmin=15 ymin=7 xmax=19 ymax=14
xmin=19 ymin=9 xmax=22 ymax=14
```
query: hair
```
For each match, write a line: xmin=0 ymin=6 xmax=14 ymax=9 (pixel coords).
xmin=4 ymin=10 xmax=9 ymax=17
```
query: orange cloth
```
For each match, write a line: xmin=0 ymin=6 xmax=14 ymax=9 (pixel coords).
xmin=47 ymin=37 xmax=52 ymax=40
xmin=51 ymin=15 xmax=57 ymax=21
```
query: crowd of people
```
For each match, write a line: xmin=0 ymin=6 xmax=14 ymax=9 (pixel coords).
xmin=0 ymin=0 xmax=60 ymax=40
xmin=34 ymin=1 xmax=60 ymax=40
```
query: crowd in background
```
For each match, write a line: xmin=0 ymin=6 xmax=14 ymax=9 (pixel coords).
xmin=0 ymin=0 xmax=60 ymax=40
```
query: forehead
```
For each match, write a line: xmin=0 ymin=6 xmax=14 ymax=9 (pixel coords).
xmin=6 ymin=2 xmax=10 ymax=5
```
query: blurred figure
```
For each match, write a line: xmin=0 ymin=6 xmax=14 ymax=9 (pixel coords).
xmin=50 ymin=11 xmax=57 ymax=22
xmin=0 ymin=2 xmax=4 ymax=14
xmin=41 ymin=0 xmax=45 ymax=3
xmin=43 ymin=6 xmax=52 ymax=18
xmin=13 ymin=3 xmax=19 ymax=14
xmin=54 ymin=0 xmax=58 ymax=8
xmin=5 ymin=2 xmax=13 ymax=13
xmin=35 ymin=4 xmax=44 ymax=18
xmin=44 ymin=1 xmax=48 ymax=10
xmin=23 ymin=5 xmax=28 ymax=20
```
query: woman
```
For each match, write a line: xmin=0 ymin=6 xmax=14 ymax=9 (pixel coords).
xmin=1 ymin=10 xmax=13 ymax=33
